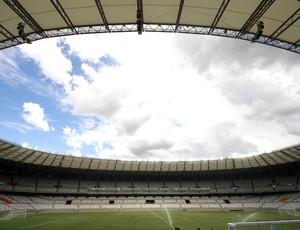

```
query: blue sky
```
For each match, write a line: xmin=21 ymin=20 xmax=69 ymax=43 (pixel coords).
xmin=0 ymin=33 xmax=300 ymax=161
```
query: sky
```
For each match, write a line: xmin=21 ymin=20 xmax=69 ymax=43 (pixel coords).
xmin=0 ymin=32 xmax=300 ymax=161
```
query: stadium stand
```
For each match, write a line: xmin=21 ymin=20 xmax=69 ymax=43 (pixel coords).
xmin=1 ymin=174 xmax=300 ymax=195
xmin=0 ymin=138 xmax=299 ymax=215
xmin=1 ymin=193 xmax=299 ymax=213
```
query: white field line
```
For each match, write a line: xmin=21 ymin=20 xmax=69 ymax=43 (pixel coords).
xmin=18 ymin=217 xmax=77 ymax=229
xmin=153 ymin=212 xmax=173 ymax=229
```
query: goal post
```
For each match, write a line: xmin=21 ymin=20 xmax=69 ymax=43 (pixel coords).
xmin=279 ymin=208 xmax=300 ymax=216
xmin=228 ymin=220 xmax=300 ymax=230
xmin=0 ymin=210 xmax=27 ymax=220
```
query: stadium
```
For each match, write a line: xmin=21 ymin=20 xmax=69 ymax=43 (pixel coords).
xmin=1 ymin=0 xmax=300 ymax=229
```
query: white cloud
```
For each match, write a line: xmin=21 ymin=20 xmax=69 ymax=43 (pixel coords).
xmin=0 ymin=48 xmax=27 ymax=86
xmin=22 ymin=102 xmax=54 ymax=132
xmin=19 ymin=39 xmax=72 ymax=87
xmin=10 ymin=33 xmax=300 ymax=161
xmin=0 ymin=120 xmax=34 ymax=133
xmin=58 ymin=34 xmax=248 ymax=160
xmin=0 ymin=48 xmax=56 ymax=98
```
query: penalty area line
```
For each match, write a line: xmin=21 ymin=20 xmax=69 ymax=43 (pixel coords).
xmin=153 ymin=212 xmax=173 ymax=229
xmin=18 ymin=217 xmax=77 ymax=229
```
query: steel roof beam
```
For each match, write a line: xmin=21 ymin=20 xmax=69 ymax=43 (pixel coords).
xmin=237 ymin=0 xmax=275 ymax=38
xmin=95 ymin=0 xmax=110 ymax=33
xmin=0 ymin=146 xmax=16 ymax=158
xmin=39 ymin=154 xmax=51 ymax=166
xmin=0 ymin=24 xmax=299 ymax=54
xmin=50 ymin=0 xmax=78 ymax=34
xmin=0 ymin=148 xmax=19 ymax=159
xmin=281 ymin=150 xmax=299 ymax=162
xmin=208 ymin=0 xmax=230 ymax=35
xmin=0 ymin=24 xmax=20 ymax=43
xmin=286 ymin=148 xmax=300 ymax=160
xmin=274 ymin=151 xmax=291 ymax=164
xmin=10 ymin=149 xmax=35 ymax=162
xmin=87 ymin=159 xmax=93 ymax=170
xmin=265 ymin=8 xmax=300 ymax=44
xmin=175 ymin=0 xmax=185 ymax=32
xmin=21 ymin=150 xmax=40 ymax=163
xmin=137 ymin=0 xmax=144 ymax=34
xmin=288 ymin=38 xmax=300 ymax=51
xmin=0 ymin=40 xmax=19 ymax=50
xmin=3 ymin=0 xmax=47 ymax=38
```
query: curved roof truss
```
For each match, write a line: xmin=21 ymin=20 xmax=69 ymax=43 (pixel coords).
xmin=0 ymin=139 xmax=299 ymax=173
xmin=0 ymin=0 xmax=299 ymax=54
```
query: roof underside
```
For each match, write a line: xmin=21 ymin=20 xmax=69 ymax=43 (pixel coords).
xmin=0 ymin=139 xmax=299 ymax=176
xmin=0 ymin=0 xmax=299 ymax=53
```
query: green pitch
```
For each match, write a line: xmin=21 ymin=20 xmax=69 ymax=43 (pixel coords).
xmin=0 ymin=211 xmax=299 ymax=230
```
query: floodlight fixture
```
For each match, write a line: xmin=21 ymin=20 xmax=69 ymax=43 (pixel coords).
xmin=251 ymin=21 xmax=264 ymax=42
xmin=17 ymin=22 xmax=31 ymax=44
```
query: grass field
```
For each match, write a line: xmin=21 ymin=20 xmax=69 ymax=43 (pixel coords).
xmin=0 ymin=211 xmax=299 ymax=230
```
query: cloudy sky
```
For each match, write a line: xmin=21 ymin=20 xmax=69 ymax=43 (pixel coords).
xmin=0 ymin=32 xmax=299 ymax=161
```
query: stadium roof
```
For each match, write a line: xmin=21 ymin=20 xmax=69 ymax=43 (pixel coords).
xmin=0 ymin=0 xmax=299 ymax=53
xmin=0 ymin=139 xmax=299 ymax=178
